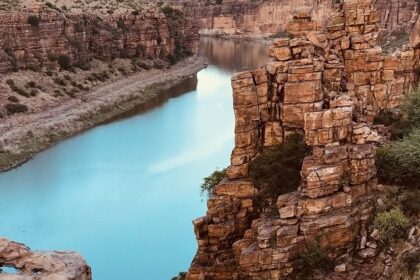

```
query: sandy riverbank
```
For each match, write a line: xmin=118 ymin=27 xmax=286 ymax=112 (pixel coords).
xmin=0 ymin=56 xmax=207 ymax=172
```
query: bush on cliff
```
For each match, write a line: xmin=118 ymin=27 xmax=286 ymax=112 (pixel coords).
xmin=373 ymin=208 xmax=410 ymax=243
xmin=27 ymin=15 xmax=40 ymax=27
xmin=290 ymin=241 xmax=334 ymax=279
xmin=160 ymin=5 xmax=183 ymax=19
xmin=376 ymin=128 xmax=420 ymax=187
xmin=57 ymin=54 xmax=71 ymax=70
xmin=376 ymin=88 xmax=420 ymax=187
xmin=171 ymin=272 xmax=186 ymax=280
xmin=403 ymin=250 xmax=420 ymax=273
xmin=249 ymin=133 xmax=310 ymax=202
xmin=200 ymin=168 xmax=227 ymax=197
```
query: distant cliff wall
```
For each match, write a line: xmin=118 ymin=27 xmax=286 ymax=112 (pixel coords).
xmin=0 ymin=7 xmax=199 ymax=73
xmin=178 ymin=0 xmax=418 ymax=37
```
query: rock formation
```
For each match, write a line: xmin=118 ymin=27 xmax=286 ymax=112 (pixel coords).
xmin=0 ymin=6 xmax=198 ymax=73
xmin=0 ymin=238 xmax=91 ymax=280
xmin=187 ymin=0 xmax=419 ymax=279
xmin=177 ymin=0 xmax=418 ymax=38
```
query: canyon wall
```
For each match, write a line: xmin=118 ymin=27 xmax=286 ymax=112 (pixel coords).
xmin=187 ymin=0 xmax=419 ymax=279
xmin=0 ymin=7 xmax=199 ymax=73
xmin=179 ymin=0 xmax=418 ymax=37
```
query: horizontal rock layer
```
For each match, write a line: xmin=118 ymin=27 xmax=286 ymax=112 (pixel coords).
xmin=0 ymin=7 xmax=199 ymax=73
xmin=187 ymin=0 xmax=419 ymax=279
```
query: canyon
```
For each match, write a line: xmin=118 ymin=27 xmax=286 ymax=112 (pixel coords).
xmin=178 ymin=0 xmax=418 ymax=39
xmin=0 ymin=0 xmax=418 ymax=279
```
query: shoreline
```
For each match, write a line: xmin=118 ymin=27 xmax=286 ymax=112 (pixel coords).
xmin=0 ymin=56 xmax=207 ymax=172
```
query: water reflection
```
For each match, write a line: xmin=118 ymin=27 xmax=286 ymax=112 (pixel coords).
xmin=0 ymin=37 xmax=267 ymax=280
xmin=199 ymin=36 xmax=268 ymax=72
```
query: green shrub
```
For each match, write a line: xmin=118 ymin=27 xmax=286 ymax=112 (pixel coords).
xmin=201 ymin=168 xmax=227 ymax=197
xmin=7 ymin=96 xmax=19 ymax=103
xmin=6 ymin=79 xmax=14 ymax=87
xmin=215 ymin=0 xmax=223 ymax=4
xmin=26 ymin=81 xmax=36 ymax=88
xmin=5 ymin=103 xmax=28 ymax=114
xmin=401 ymin=190 xmax=420 ymax=215
xmin=249 ymin=133 xmax=310 ymax=202
xmin=160 ymin=5 xmax=183 ymax=18
xmin=415 ymin=265 xmax=420 ymax=280
xmin=373 ymin=110 xmax=399 ymax=126
xmin=27 ymin=15 xmax=40 ymax=27
xmin=291 ymin=241 xmax=334 ymax=279
xmin=171 ymin=272 xmax=187 ymax=280
xmin=57 ymin=54 xmax=71 ymax=70
xmin=401 ymin=88 xmax=420 ymax=130
xmin=376 ymin=128 xmax=420 ymax=187
xmin=47 ymin=53 xmax=57 ymax=61
xmin=403 ymin=250 xmax=420 ymax=272
xmin=54 ymin=77 xmax=66 ymax=86
xmin=27 ymin=63 xmax=41 ymax=72
xmin=373 ymin=208 xmax=410 ymax=243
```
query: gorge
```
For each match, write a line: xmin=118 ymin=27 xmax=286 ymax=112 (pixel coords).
xmin=0 ymin=37 xmax=267 ymax=280
xmin=0 ymin=0 xmax=419 ymax=279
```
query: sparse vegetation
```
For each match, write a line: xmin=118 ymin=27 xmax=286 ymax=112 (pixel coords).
xmin=290 ymin=241 xmax=334 ymax=280
xmin=403 ymin=250 xmax=420 ymax=273
xmin=373 ymin=208 xmax=410 ymax=243
xmin=27 ymin=15 xmax=40 ymax=27
xmin=200 ymin=168 xmax=227 ymax=197
xmin=171 ymin=272 xmax=187 ymax=280
xmin=249 ymin=133 xmax=310 ymax=203
xmin=57 ymin=54 xmax=72 ymax=70
xmin=160 ymin=5 xmax=183 ymax=19
xmin=5 ymin=103 xmax=28 ymax=114
xmin=376 ymin=128 xmax=420 ymax=187
xmin=376 ymin=89 xmax=420 ymax=187
xmin=401 ymin=190 xmax=420 ymax=216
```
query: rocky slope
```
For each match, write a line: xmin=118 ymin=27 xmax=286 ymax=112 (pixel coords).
xmin=176 ymin=0 xmax=418 ymax=38
xmin=186 ymin=0 xmax=419 ymax=279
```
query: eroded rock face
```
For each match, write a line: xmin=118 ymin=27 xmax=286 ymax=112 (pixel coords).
xmin=187 ymin=0 xmax=419 ymax=279
xmin=0 ymin=7 xmax=199 ymax=73
xmin=0 ymin=238 xmax=91 ymax=280
xmin=176 ymin=0 xmax=418 ymax=37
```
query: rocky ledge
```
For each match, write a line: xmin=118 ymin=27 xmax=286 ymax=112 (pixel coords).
xmin=0 ymin=238 xmax=91 ymax=280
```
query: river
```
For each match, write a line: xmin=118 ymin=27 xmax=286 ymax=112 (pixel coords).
xmin=0 ymin=37 xmax=267 ymax=280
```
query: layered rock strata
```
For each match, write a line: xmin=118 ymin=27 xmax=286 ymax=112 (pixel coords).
xmin=187 ymin=1 xmax=419 ymax=279
xmin=177 ymin=0 xmax=418 ymax=38
xmin=0 ymin=7 xmax=198 ymax=73
xmin=0 ymin=238 xmax=91 ymax=280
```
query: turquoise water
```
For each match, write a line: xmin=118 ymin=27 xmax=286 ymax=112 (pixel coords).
xmin=0 ymin=37 xmax=267 ymax=280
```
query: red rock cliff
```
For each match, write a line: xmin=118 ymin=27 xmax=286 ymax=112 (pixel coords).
xmin=177 ymin=0 xmax=418 ymax=37
xmin=0 ymin=7 xmax=199 ymax=73
xmin=186 ymin=0 xmax=419 ymax=279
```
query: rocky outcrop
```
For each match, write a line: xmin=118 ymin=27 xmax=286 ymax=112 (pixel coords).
xmin=177 ymin=0 xmax=418 ymax=38
xmin=187 ymin=1 xmax=419 ymax=279
xmin=0 ymin=6 xmax=198 ymax=73
xmin=0 ymin=238 xmax=91 ymax=280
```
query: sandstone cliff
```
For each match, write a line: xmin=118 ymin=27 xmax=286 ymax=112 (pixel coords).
xmin=177 ymin=0 xmax=418 ymax=38
xmin=187 ymin=0 xmax=419 ymax=279
xmin=0 ymin=6 xmax=198 ymax=74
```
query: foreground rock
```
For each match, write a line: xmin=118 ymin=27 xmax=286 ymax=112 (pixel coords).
xmin=0 ymin=238 xmax=91 ymax=280
xmin=186 ymin=0 xmax=419 ymax=279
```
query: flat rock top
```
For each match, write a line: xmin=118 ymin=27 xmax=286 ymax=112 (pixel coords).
xmin=0 ymin=238 xmax=91 ymax=280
